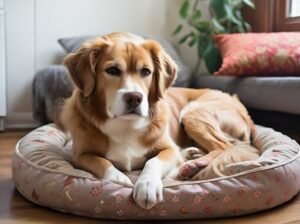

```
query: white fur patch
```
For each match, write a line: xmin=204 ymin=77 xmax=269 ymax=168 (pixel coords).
xmin=103 ymin=166 xmax=132 ymax=185
xmin=101 ymin=117 xmax=150 ymax=171
xmin=133 ymin=124 xmax=182 ymax=209
xmin=105 ymin=140 xmax=148 ymax=172
xmin=133 ymin=157 xmax=163 ymax=209
xmin=107 ymin=77 xmax=149 ymax=118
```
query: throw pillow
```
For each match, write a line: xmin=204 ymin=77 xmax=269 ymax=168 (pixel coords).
xmin=214 ymin=32 xmax=300 ymax=76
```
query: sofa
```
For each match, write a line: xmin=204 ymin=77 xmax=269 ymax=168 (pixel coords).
xmin=192 ymin=75 xmax=300 ymax=142
xmin=32 ymin=35 xmax=300 ymax=142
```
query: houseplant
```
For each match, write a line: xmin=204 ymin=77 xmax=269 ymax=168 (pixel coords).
xmin=174 ymin=0 xmax=255 ymax=74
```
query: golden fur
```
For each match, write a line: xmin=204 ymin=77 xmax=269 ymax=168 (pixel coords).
xmin=61 ymin=32 xmax=259 ymax=209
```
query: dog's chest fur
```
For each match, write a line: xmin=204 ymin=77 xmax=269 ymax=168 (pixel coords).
xmin=100 ymin=118 xmax=149 ymax=171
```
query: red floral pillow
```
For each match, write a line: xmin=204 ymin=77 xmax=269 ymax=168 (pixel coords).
xmin=214 ymin=32 xmax=300 ymax=76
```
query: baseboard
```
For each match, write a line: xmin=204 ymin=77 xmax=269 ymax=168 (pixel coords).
xmin=0 ymin=117 xmax=4 ymax=131
xmin=5 ymin=112 xmax=40 ymax=130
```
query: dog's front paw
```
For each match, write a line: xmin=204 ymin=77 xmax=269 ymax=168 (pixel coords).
xmin=133 ymin=175 xmax=163 ymax=209
xmin=103 ymin=166 xmax=132 ymax=185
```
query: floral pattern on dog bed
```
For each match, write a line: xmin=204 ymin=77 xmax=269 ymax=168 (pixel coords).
xmin=12 ymin=124 xmax=300 ymax=219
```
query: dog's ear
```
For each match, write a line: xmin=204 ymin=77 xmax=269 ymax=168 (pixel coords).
xmin=143 ymin=40 xmax=178 ymax=102
xmin=64 ymin=39 xmax=108 ymax=97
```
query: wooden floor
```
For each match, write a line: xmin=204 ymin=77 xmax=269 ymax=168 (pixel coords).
xmin=1 ymin=130 xmax=300 ymax=224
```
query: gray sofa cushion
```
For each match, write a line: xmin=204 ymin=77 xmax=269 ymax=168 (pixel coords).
xmin=58 ymin=35 xmax=95 ymax=53
xmin=193 ymin=75 xmax=300 ymax=115
xmin=58 ymin=34 xmax=192 ymax=87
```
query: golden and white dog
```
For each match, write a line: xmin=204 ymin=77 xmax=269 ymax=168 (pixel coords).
xmin=61 ymin=32 xmax=259 ymax=209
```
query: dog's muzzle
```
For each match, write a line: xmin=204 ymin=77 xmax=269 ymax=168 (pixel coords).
xmin=123 ymin=92 xmax=143 ymax=115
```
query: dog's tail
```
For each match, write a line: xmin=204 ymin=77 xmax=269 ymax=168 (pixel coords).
xmin=194 ymin=142 xmax=259 ymax=180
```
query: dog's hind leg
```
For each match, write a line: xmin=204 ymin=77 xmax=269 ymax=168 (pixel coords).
xmin=178 ymin=99 xmax=256 ymax=179
xmin=180 ymin=103 xmax=235 ymax=152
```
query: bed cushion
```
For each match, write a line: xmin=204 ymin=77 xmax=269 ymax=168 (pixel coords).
xmin=12 ymin=124 xmax=300 ymax=219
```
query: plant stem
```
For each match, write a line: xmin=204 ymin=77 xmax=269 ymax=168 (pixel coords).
xmin=193 ymin=58 xmax=202 ymax=75
xmin=192 ymin=0 xmax=208 ymax=12
xmin=192 ymin=0 xmax=199 ymax=11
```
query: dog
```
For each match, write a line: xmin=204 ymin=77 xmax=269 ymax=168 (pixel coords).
xmin=61 ymin=32 xmax=259 ymax=209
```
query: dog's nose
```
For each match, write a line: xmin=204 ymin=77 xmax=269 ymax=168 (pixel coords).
xmin=123 ymin=92 xmax=143 ymax=109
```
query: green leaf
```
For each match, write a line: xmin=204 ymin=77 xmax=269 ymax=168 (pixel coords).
xmin=194 ymin=20 xmax=211 ymax=32
xmin=243 ymin=0 xmax=255 ymax=9
xmin=179 ymin=32 xmax=193 ymax=45
xmin=188 ymin=34 xmax=197 ymax=47
xmin=203 ymin=44 xmax=222 ymax=74
xmin=228 ymin=0 xmax=243 ymax=9
xmin=192 ymin=9 xmax=202 ymax=20
xmin=228 ymin=0 xmax=242 ymax=7
xmin=212 ymin=18 xmax=226 ymax=33
xmin=180 ymin=0 xmax=190 ymax=19
xmin=243 ymin=21 xmax=251 ymax=32
xmin=173 ymin=24 xmax=183 ymax=35
xmin=234 ymin=9 xmax=243 ymax=20
xmin=236 ymin=24 xmax=245 ymax=32
xmin=224 ymin=4 xmax=243 ymax=27
xmin=210 ymin=0 xmax=226 ymax=19
xmin=197 ymin=35 xmax=210 ymax=58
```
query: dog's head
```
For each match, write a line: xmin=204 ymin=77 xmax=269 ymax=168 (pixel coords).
xmin=64 ymin=32 xmax=177 ymax=120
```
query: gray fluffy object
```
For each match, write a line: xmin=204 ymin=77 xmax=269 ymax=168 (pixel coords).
xmin=32 ymin=65 xmax=73 ymax=125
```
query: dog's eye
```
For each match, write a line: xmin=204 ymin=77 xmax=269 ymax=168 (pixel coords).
xmin=105 ymin=66 xmax=121 ymax=76
xmin=140 ymin=68 xmax=151 ymax=77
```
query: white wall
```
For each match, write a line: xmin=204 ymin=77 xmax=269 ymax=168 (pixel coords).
xmin=5 ymin=0 xmax=205 ymax=128
xmin=0 ymin=0 xmax=6 ymax=130
xmin=35 ymin=0 xmax=180 ymax=69
xmin=5 ymin=0 xmax=36 ymax=128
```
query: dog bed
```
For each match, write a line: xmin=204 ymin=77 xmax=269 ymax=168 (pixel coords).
xmin=12 ymin=124 xmax=300 ymax=220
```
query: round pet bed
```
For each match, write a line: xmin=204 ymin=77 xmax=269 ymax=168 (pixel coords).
xmin=12 ymin=124 xmax=300 ymax=220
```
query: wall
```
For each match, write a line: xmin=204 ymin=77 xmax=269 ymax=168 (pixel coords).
xmin=5 ymin=0 xmax=206 ymax=129
xmin=0 ymin=0 xmax=6 ymax=130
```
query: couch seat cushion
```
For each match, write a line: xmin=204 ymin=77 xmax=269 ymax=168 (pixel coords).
xmin=194 ymin=75 xmax=300 ymax=115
